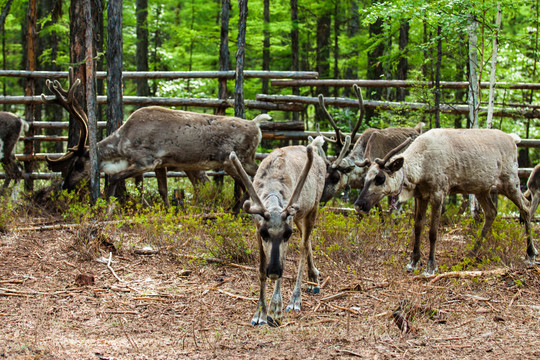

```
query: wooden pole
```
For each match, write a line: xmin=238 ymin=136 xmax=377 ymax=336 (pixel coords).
xmin=234 ymin=0 xmax=247 ymax=118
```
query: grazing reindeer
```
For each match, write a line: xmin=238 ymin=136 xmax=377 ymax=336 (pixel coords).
xmin=317 ymin=84 xmax=423 ymax=204
xmin=0 ymin=112 xmax=29 ymax=195
xmin=524 ymin=164 xmax=540 ymax=221
xmin=354 ymin=129 xmax=536 ymax=275
xmin=42 ymin=70 xmax=270 ymax=207
xmin=230 ymin=136 xmax=326 ymax=326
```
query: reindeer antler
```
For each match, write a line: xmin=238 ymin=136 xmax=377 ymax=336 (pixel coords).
xmin=229 ymin=152 xmax=270 ymax=219
xmin=374 ymin=137 xmax=413 ymax=167
xmin=318 ymin=94 xmax=344 ymax=147
xmin=282 ymin=144 xmax=315 ymax=219
xmin=43 ymin=67 xmax=89 ymax=166
xmin=350 ymin=84 xmax=365 ymax=142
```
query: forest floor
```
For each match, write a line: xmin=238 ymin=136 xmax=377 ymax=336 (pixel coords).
xmin=1 ymin=211 xmax=539 ymax=360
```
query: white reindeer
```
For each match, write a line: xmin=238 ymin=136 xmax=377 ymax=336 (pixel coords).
xmin=230 ymin=136 xmax=326 ymax=326
xmin=354 ymin=129 xmax=536 ymax=275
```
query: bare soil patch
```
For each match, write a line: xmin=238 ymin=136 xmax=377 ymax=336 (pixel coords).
xmin=1 ymin=215 xmax=539 ymax=359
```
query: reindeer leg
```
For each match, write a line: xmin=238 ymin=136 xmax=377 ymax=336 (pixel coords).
xmin=267 ymin=278 xmax=282 ymax=327
xmin=407 ymin=197 xmax=428 ymax=272
xmin=286 ymin=217 xmax=315 ymax=313
xmin=530 ymin=194 xmax=540 ymax=222
xmin=155 ymin=168 xmax=170 ymax=207
xmin=252 ymin=234 xmax=269 ymax=326
xmin=472 ymin=192 xmax=497 ymax=256
xmin=504 ymin=186 xmax=537 ymax=263
xmin=305 ymin=209 xmax=320 ymax=294
xmin=425 ymin=195 xmax=444 ymax=276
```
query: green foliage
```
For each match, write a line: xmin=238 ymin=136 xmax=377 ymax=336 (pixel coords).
xmin=0 ymin=195 xmax=15 ymax=233
xmin=203 ymin=213 xmax=256 ymax=263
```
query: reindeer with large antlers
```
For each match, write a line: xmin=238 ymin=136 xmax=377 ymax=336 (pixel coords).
xmin=230 ymin=136 xmax=326 ymax=326
xmin=354 ymin=129 xmax=537 ymax=275
xmin=317 ymin=84 xmax=423 ymax=204
xmin=43 ymin=69 xmax=270 ymax=207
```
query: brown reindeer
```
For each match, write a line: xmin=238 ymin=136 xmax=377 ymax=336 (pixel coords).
xmin=0 ymin=112 xmax=28 ymax=196
xmin=317 ymin=84 xmax=423 ymax=204
xmin=354 ymin=129 xmax=536 ymax=275
xmin=230 ymin=136 xmax=326 ymax=326
xmin=42 ymin=69 xmax=269 ymax=207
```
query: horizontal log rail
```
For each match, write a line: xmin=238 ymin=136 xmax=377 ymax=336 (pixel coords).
xmin=256 ymin=94 xmax=540 ymax=119
xmin=0 ymin=70 xmax=319 ymax=80
xmin=271 ymin=79 xmax=540 ymax=90
xmin=0 ymin=95 xmax=304 ymax=111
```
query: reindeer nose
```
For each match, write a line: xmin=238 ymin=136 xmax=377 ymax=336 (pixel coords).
xmin=266 ymin=267 xmax=283 ymax=280
xmin=354 ymin=199 xmax=370 ymax=213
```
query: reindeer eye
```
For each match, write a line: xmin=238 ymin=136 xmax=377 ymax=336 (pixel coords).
xmin=374 ymin=173 xmax=386 ymax=186
xmin=283 ymin=228 xmax=292 ymax=241
xmin=259 ymin=228 xmax=270 ymax=240
xmin=329 ymin=170 xmax=341 ymax=183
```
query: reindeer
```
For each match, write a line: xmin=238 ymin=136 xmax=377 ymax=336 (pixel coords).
xmin=42 ymin=69 xmax=270 ymax=207
xmin=0 ymin=112 xmax=29 ymax=196
xmin=316 ymin=84 xmax=423 ymax=204
xmin=524 ymin=164 xmax=540 ymax=222
xmin=354 ymin=129 xmax=537 ymax=275
xmin=230 ymin=136 xmax=326 ymax=326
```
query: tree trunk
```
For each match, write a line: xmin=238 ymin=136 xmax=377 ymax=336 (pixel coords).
xmin=234 ymin=0 xmax=247 ymax=118
xmin=343 ymin=0 xmax=358 ymax=98
xmin=136 ymin=0 xmax=149 ymax=100
xmin=315 ymin=10 xmax=331 ymax=123
xmin=84 ymin=0 xmax=99 ymax=202
xmin=468 ymin=15 xmax=480 ymax=216
xmin=434 ymin=25 xmax=442 ymax=128
xmin=486 ymin=4 xmax=501 ymax=129
xmin=396 ymin=20 xmax=409 ymax=102
xmin=332 ymin=0 xmax=339 ymax=98
xmin=290 ymin=0 xmax=299 ymax=121
xmin=366 ymin=6 xmax=384 ymax=125
xmin=262 ymin=0 xmax=270 ymax=95
xmin=217 ymin=0 xmax=230 ymax=116
xmin=23 ymin=0 xmax=37 ymax=192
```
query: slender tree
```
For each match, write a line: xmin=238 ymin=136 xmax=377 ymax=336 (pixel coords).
xmin=234 ymin=0 xmax=247 ymax=118
xmin=262 ymin=0 xmax=270 ymax=95
xmin=136 ymin=0 xmax=149 ymax=100
xmin=217 ymin=0 xmax=230 ymax=116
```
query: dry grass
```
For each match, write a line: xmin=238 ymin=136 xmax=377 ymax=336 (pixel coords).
xmin=0 ymin=192 xmax=539 ymax=359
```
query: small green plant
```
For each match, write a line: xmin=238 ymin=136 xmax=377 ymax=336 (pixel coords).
xmin=204 ymin=213 xmax=255 ymax=263
xmin=0 ymin=195 xmax=15 ymax=233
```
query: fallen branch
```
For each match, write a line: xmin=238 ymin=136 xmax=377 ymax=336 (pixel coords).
xmin=216 ymin=289 xmax=256 ymax=302
xmin=107 ymin=252 xmax=123 ymax=282
xmin=0 ymin=279 xmax=24 ymax=284
xmin=412 ymin=268 xmax=510 ymax=283
xmin=321 ymin=292 xmax=348 ymax=302
xmin=181 ymin=254 xmax=256 ymax=272
xmin=337 ymin=349 xmax=363 ymax=357
xmin=327 ymin=303 xmax=359 ymax=315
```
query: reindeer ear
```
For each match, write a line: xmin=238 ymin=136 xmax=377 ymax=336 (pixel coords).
xmin=385 ymin=157 xmax=404 ymax=174
xmin=281 ymin=204 xmax=299 ymax=220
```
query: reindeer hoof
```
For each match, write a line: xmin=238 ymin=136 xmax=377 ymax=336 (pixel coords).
xmin=311 ymin=287 xmax=320 ymax=295
xmin=266 ymin=316 xmax=281 ymax=327
xmin=251 ymin=318 xmax=267 ymax=326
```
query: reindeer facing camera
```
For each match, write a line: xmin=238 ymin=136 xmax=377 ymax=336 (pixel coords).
xmin=230 ymin=136 xmax=326 ymax=326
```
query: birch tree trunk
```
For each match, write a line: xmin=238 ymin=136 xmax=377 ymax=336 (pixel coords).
xmin=468 ymin=15 xmax=480 ymax=216
xmin=234 ymin=0 xmax=247 ymax=118
xmin=487 ymin=3 xmax=501 ymax=129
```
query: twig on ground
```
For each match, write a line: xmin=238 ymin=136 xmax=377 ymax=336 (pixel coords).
xmin=508 ymin=290 xmax=521 ymax=309
xmin=0 ymin=279 xmax=24 ymax=284
xmin=320 ymin=276 xmax=330 ymax=289
xmin=181 ymin=254 xmax=256 ymax=272
xmin=326 ymin=303 xmax=359 ymax=315
xmin=321 ymin=291 xmax=349 ymax=302
xmin=337 ymin=349 xmax=363 ymax=357
xmin=106 ymin=252 xmax=123 ymax=282
xmin=412 ymin=268 xmax=509 ymax=283
xmin=216 ymin=289 xmax=256 ymax=302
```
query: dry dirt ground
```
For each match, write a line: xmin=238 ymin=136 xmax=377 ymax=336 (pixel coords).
xmin=1 ymin=215 xmax=540 ymax=360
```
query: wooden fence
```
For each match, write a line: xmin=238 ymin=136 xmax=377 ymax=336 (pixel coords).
xmin=1 ymin=71 xmax=539 ymax=186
